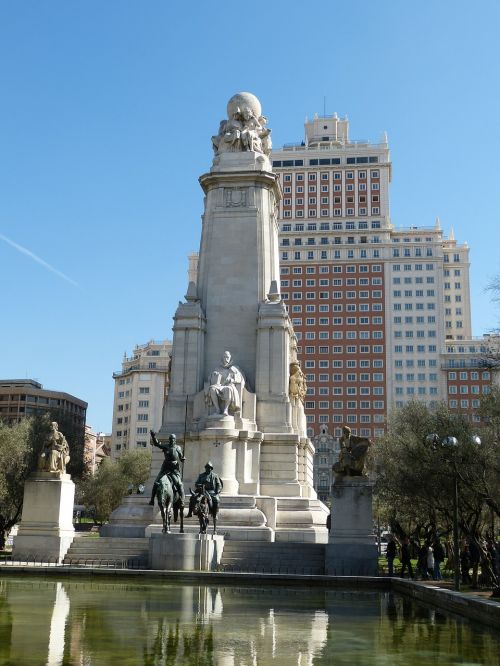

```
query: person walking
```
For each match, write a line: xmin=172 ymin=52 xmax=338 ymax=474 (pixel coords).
xmin=426 ymin=543 xmax=435 ymax=579
xmin=400 ymin=537 xmax=413 ymax=579
xmin=460 ymin=543 xmax=471 ymax=585
xmin=417 ymin=543 xmax=429 ymax=580
xmin=433 ymin=539 xmax=445 ymax=581
xmin=386 ymin=535 xmax=397 ymax=576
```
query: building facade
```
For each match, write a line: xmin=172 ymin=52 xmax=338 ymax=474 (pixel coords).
xmin=110 ymin=339 xmax=172 ymax=459
xmin=84 ymin=425 xmax=111 ymax=474
xmin=272 ymin=112 xmax=472 ymax=441
xmin=0 ymin=379 xmax=87 ymax=427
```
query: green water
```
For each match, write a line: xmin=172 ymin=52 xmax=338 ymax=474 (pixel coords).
xmin=0 ymin=577 xmax=499 ymax=665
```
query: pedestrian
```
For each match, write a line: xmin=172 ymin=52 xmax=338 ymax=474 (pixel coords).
xmin=426 ymin=543 xmax=434 ymax=578
xmin=386 ymin=535 xmax=397 ymax=576
xmin=433 ymin=538 xmax=445 ymax=580
xmin=400 ymin=537 xmax=413 ymax=579
xmin=460 ymin=543 xmax=471 ymax=584
xmin=468 ymin=538 xmax=481 ymax=588
xmin=417 ymin=543 xmax=429 ymax=580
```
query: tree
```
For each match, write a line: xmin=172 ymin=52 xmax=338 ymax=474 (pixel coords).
xmin=0 ymin=419 xmax=40 ymax=549
xmin=373 ymin=401 xmax=500 ymax=545
xmin=79 ymin=449 xmax=151 ymax=525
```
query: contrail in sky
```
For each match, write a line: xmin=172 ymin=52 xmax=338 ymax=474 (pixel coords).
xmin=0 ymin=232 xmax=79 ymax=288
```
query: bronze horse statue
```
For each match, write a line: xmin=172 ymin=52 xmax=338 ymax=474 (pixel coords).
xmin=189 ymin=486 xmax=218 ymax=534
xmin=155 ymin=474 xmax=184 ymax=534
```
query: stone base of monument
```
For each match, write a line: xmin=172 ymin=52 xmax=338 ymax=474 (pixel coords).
xmin=100 ymin=496 xmax=155 ymax=538
xmin=325 ymin=476 xmax=378 ymax=576
xmin=12 ymin=473 xmax=75 ymax=563
xmin=149 ymin=533 xmax=224 ymax=571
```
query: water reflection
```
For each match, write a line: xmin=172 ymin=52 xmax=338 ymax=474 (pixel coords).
xmin=0 ymin=578 xmax=499 ymax=665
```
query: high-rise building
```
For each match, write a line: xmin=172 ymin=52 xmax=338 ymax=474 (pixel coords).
xmin=110 ymin=339 xmax=172 ymax=459
xmin=272 ymin=112 xmax=472 ymax=439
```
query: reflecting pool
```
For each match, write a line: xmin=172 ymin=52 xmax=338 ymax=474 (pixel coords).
xmin=0 ymin=577 xmax=499 ymax=665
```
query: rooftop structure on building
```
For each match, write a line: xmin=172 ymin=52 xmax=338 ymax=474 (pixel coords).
xmin=110 ymin=339 xmax=172 ymax=458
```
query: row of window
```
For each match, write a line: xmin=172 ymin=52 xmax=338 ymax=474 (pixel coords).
xmin=282 ymin=236 xmax=381 ymax=246
xmin=283 ymin=208 xmax=381 ymax=218
xmin=292 ymin=316 xmax=383 ymax=325
xmin=282 ymin=221 xmax=382 ymax=231
xmin=448 ymin=385 xmax=490 ymax=394
xmin=448 ymin=371 xmax=490 ymax=380
xmin=392 ymin=248 xmax=434 ymax=257
xmin=304 ymin=360 xmax=384 ymax=369
xmin=301 ymin=345 xmax=384 ymax=354
xmin=394 ymin=330 xmax=437 ymax=338
xmin=395 ymin=387 xmax=439 ymax=395
xmin=298 ymin=331 xmax=384 ymax=340
xmin=283 ymin=278 xmax=383 ymax=287
xmin=306 ymin=401 xmax=385 ymax=411
xmin=284 ymin=290 xmax=383 ymax=299
xmin=394 ymin=373 xmax=438 ymax=381
xmin=394 ymin=360 xmax=438 ymax=367
xmin=282 ymin=264 xmax=382 ymax=274
xmin=290 ymin=303 xmax=383 ymax=313
xmin=394 ymin=345 xmax=437 ymax=353
xmin=282 ymin=250 xmax=382 ymax=261
xmin=275 ymin=164 xmax=380 ymax=174
xmin=393 ymin=316 xmax=437 ymax=324
xmin=283 ymin=183 xmax=380 ymax=194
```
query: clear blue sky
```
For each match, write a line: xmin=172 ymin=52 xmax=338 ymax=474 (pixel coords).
xmin=1 ymin=1 xmax=499 ymax=432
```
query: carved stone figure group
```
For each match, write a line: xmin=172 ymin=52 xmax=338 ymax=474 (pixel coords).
xmin=212 ymin=92 xmax=272 ymax=157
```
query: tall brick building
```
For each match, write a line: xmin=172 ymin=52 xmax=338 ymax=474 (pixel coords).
xmin=272 ymin=112 xmax=472 ymax=440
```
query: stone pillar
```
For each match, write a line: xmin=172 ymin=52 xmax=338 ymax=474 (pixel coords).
xmin=325 ymin=476 xmax=378 ymax=576
xmin=13 ymin=472 xmax=75 ymax=563
xmin=149 ymin=533 xmax=224 ymax=571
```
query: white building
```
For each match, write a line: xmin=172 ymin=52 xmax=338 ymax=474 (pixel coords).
xmin=110 ymin=339 xmax=172 ymax=459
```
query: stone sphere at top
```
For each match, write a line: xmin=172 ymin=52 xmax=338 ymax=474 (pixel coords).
xmin=227 ymin=92 xmax=262 ymax=120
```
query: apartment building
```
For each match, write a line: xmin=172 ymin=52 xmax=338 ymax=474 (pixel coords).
xmin=272 ymin=112 xmax=472 ymax=439
xmin=111 ymin=339 xmax=172 ymax=458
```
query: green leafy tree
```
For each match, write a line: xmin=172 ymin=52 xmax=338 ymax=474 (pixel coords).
xmin=0 ymin=419 xmax=42 ymax=549
xmin=373 ymin=401 xmax=500 ymax=543
xmin=79 ymin=449 xmax=151 ymax=525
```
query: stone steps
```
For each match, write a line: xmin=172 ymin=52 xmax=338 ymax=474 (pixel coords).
xmin=63 ymin=536 xmax=149 ymax=566
xmin=220 ymin=541 xmax=326 ymax=574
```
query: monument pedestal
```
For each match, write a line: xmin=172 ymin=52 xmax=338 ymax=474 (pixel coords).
xmin=12 ymin=473 xmax=75 ymax=563
xmin=149 ymin=533 xmax=224 ymax=571
xmin=325 ymin=476 xmax=378 ymax=576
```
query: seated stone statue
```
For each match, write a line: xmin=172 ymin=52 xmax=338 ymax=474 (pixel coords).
xmin=333 ymin=425 xmax=372 ymax=477
xmin=38 ymin=422 xmax=70 ymax=474
xmin=207 ymin=350 xmax=245 ymax=416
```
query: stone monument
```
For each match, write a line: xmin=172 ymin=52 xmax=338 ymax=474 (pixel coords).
xmin=106 ymin=92 xmax=328 ymax=543
xmin=13 ymin=422 xmax=75 ymax=563
xmin=325 ymin=426 xmax=378 ymax=575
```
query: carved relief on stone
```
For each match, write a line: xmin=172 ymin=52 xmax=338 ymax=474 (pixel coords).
xmin=289 ymin=361 xmax=307 ymax=403
xmin=212 ymin=92 xmax=272 ymax=157
xmin=38 ymin=421 xmax=70 ymax=474
xmin=224 ymin=187 xmax=248 ymax=208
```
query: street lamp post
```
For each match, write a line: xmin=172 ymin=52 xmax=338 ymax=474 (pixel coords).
xmin=426 ymin=433 xmax=481 ymax=592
